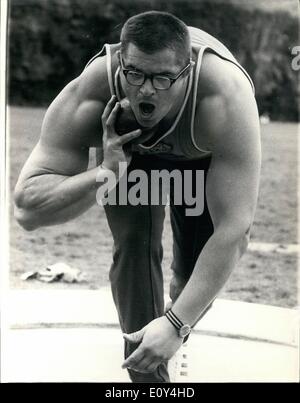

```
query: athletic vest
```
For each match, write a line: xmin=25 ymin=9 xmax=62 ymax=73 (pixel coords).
xmin=86 ymin=26 xmax=254 ymax=160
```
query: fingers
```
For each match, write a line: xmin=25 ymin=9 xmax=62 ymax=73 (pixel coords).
xmin=131 ymin=357 xmax=161 ymax=374
xmin=123 ymin=325 xmax=146 ymax=344
xmin=135 ymin=357 xmax=161 ymax=373
xmin=102 ymin=96 xmax=142 ymax=147
xmin=145 ymin=360 xmax=162 ymax=373
xmin=122 ymin=338 xmax=166 ymax=374
xmin=101 ymin=95 xmax=117 ymax=124
xmin=122 ymin=348 xmax=160 ymax=374
xmin=123 ymin=330 xmax=143 ymax=344
xmin=122 ymin=348 xmax=144 ymax=370
xmin=105 ymin=101 xmax=121 ymax=129
xmin=118 ymin=129 xmax=142 ymax=145
xmin=123 ymin=352 xmax=162 ymax=374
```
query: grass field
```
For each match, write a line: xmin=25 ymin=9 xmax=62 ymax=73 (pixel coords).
xmin=8 ymin=106 xmax=299 ymax=308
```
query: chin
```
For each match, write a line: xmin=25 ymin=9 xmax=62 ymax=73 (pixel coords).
xmin=134 ymin=109 xmax=162 ymax=129
xmin=137 ymin=116 xmax=162 ymax=130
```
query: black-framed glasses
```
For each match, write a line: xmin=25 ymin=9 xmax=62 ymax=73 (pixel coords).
xmin=119 ymin=53 xmax=193 ymax=90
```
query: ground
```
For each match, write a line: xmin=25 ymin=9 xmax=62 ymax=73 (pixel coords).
xmin=8 ymin=106 xmax=299 ymax=308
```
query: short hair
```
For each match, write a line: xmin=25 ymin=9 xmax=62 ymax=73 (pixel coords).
xmin=120 ymin=11 xmax=191 ymax=66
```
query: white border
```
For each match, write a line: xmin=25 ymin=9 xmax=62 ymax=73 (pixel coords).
xmin=0 ymin=0 xmax=9 ymax=383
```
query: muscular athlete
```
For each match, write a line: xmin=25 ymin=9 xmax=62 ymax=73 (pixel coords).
xmin=14 ymin=12 xmax=261 ymax=382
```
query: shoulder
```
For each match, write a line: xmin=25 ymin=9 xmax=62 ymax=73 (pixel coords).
xmin=194 ymin=52 xmax=259 ymax=151
xmin=198 ymin=51 xmax=253 ymax=101
xmin=47 ymin=55 xmax=111 ymax=118
xmin=196 ymin=52 xmax=257 ymax=131
xmin=41 ymin=55 xmax=113 ymax=149
xmin=76 ymin=56 xmax=112 ymax=104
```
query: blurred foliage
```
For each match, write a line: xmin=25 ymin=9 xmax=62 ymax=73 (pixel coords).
xmin=8 ymin=0 xmax=299 ymax=121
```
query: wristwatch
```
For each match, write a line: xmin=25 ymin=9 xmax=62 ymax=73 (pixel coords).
xmin=165 ymin=309 xmax=191 ymax=339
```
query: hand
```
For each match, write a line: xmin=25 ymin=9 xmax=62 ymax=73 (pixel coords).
xmin=122 ymin=316 xmax=183 ymax=374
xmin=101 ymin=96 xmax=142 ymax=173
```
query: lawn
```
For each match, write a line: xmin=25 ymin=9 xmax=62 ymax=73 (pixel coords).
xmin=7 ymin=106 xmax=299 ymax=308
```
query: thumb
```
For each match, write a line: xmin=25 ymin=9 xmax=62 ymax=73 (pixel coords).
xmin=123 ymin=327 xmax=146 ymax=344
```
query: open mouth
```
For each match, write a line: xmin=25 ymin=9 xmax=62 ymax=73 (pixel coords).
xmin=139 ymin=102 xmax=155 ymax=117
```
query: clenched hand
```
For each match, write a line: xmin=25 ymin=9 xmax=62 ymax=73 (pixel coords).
xmin=101 ymin=95 xmax=142 ymax=173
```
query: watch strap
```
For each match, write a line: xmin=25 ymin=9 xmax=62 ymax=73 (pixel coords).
xmin=165 ymin=309 xmax=184 ymax=331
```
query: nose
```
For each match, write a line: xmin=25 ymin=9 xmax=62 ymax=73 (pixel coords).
xmin=139 ymin=77 xmax=156 ymax=96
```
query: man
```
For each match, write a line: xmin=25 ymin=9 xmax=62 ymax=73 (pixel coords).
xmin=14 ymin=11 xmax=261 ymax=382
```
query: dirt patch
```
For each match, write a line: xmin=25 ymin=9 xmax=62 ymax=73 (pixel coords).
xmin=8 ymin=107 xmax=298 ymax=308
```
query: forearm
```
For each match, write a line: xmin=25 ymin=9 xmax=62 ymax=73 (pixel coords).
xmin=171 ymin=229 xmax=248 ymax=326
xmin=15 ymin=166 xmax=112 ymax=229
xmin=15 ymin=187 xmax=96 ymax=229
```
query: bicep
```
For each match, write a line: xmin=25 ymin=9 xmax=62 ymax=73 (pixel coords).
xmin=204 ymin=91 xmax=261 ymax=232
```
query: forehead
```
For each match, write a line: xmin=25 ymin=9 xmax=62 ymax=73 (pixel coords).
xmin=122 ymin=43 xmax=182 ymax=75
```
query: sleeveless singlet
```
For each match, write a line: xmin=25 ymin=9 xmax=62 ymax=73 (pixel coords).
xmin=86 ymin=26 xmax=254 ymax=161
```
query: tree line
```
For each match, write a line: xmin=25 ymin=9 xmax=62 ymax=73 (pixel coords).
xmin=8 ymin=0 xmax=298 ymax=121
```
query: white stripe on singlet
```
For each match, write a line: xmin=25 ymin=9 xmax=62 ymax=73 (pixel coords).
xmin=190 ymin=45 xmax=211 ymax=154
xmin=104 ymin=44 xmax=116 ymax=96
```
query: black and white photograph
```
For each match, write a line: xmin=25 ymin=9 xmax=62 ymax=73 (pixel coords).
xmin=0 ymin=0 xmax=299 ymax=385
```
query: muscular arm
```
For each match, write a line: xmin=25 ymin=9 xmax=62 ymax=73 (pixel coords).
xmin=122 ymin=62 xmax=261 ymax=372
xmin=172 ymin=82 xmax=261 ymax=325
xmin=14 ymin=72 xmax=105 ymax=230
xmin=14 ymin=59 xmax=141 ymax=230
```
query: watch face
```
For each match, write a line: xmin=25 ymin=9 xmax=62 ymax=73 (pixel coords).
xmin=179 ymin=324 xmax=191 ymax=338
